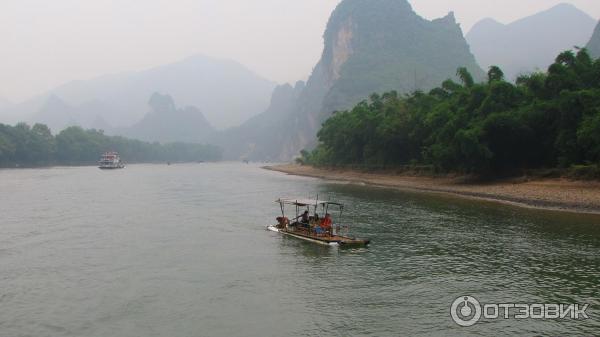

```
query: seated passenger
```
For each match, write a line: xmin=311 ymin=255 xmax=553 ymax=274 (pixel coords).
xmin=276 ymin=216 xmax=289 ymax=228
xmin=293 ymin=211 xmax=310 ymax=228
xmin=300 ymin=211 xmax=309 ymax=224
xmin=317 ymin=214 xmax=332 ymax=235
xmin=320 ymin=213 xmax=332 ymax=228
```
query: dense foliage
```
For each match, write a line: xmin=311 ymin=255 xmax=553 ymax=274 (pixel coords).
xmin=303 ymin=49 xmax=600 ymax=176
xmin=0 ymin=124 xmax=222 ymax=167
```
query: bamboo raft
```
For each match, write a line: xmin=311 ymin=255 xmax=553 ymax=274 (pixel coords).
xmin=267 ymin=198 xmax=370 ymax=247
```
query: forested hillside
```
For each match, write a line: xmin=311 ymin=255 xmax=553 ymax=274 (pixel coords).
xmin=0 ymin=123 xmax=221 ymax=167
xmin=302 ymin=49 xmax=600 ymax=177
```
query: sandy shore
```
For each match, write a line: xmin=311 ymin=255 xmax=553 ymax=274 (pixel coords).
xmin=265 ymin=164 xmax=600 ymax=215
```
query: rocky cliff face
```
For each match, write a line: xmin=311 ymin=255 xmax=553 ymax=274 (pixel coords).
xmin=318 ymin=1 xmax=483 ymax=114
xmin=588 ymin=21 xmax=600 ymax=59
xmin=218 ymin=0 xmax=484 ymax=161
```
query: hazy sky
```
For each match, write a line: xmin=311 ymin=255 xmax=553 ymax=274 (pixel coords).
xmin=1 ymin=0 xmax=599 ymax=103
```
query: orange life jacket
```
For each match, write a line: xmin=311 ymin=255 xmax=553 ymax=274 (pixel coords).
xmin=320 ymin=217 xmax=332 ymax=228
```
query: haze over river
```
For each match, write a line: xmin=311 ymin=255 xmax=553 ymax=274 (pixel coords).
xmin=1 ymin=163 xmax=600 ymax=336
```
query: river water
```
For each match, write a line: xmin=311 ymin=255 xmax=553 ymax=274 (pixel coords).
xmin=1 ymin=163 xmax=599 ymax=336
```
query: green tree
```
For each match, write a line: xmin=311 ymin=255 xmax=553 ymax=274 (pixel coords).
xmin=0 ymin=123 xmax=222 ymax=167
xmin=457 ymin=67 xmax=474 ymax=88
xmin=487 ymin=66 xmax=505 ymax=83
xmin=304 ymin=48 xmax=600 ymax=177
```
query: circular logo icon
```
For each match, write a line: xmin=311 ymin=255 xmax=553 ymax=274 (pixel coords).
xmin=451 ymin=295 xmax=482 ymax=327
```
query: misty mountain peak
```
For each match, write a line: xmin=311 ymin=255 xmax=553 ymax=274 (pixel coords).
xmin=439 ymin=11 xmax=456 ymax=23
xmin=179 ymin=54 xmax=238 ymax=69
xmin=466 ymin=3 xmax=596 ymax=81
xmin=181 ymin=53 xmax=213 ymax=63
xmin=293 ymin=81 xmax=306 ymax=94
xmin=124 ymin=94 xmax=214 ymax=143
xmin=431 ymin=11 xmax=461 ymax=30
xmin=588 ymin=21 xmax=600 ymax=58
xmin=33 ymin=95 xmax=75 ymax=133
xmin=333 ymin=0 xmax=414 ymax=16
xmin=547 ymin=2 xmax=580 ymax=13
xmin=44 ymin=94 xmax=69 ymax=107
xmin=322 ymin=0 xmax=483 ymax=93
xmin=20 ymin=54 xmax=276 ymax=132
xmin=148 ymin=92 xmax=176 ymax=112
xmin=467 ymin=18 xmax=504 ymax=35
xmin=220 ymin=0 xmax=484 ymax=161
xmin=513 ymin=2 xmax=593 ymax=27
xmin=325 ymin=0 xmax=416 ymax=38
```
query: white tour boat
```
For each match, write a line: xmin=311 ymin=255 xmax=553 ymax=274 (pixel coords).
xmin=98 ymin=151 xmax=125 ymax=170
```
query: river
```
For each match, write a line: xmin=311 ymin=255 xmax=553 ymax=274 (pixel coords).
xmin=1 ymin=163 xmax=599 ymax=336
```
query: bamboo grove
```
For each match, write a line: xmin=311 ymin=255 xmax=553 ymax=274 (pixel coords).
xmin=302 ymin=49 xmax=600 ymax=176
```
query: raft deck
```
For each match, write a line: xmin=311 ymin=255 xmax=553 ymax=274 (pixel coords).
xmin=271 ymin=226 xmax=370 ymax=246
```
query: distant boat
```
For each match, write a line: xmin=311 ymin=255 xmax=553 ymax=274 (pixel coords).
xmin=98 ymin=151 xmax=125 ymax=170
xmin=267 ymin=198 xmax=370 ymax=247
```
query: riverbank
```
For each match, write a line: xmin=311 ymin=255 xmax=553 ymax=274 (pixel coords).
xmin=265 ymin=164 xmax=600 ymax=215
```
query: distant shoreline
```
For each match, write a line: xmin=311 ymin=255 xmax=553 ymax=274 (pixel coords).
xmin=264 ymin=164 xmax=600 ymax=216
xmin=0 ymin=161 xmax=215 ymax=170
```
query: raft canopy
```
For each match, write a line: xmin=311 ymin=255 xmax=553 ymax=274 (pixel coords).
xmin=276 ymin=198 xmax=343 ymax=207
